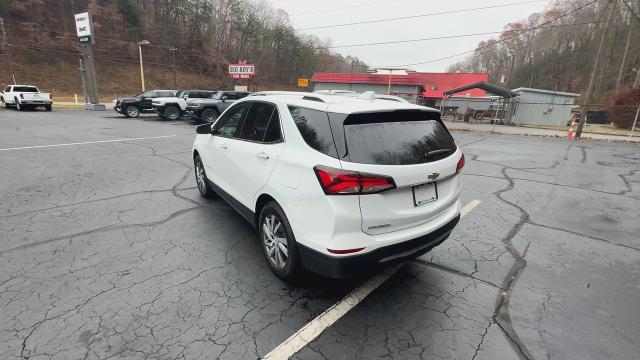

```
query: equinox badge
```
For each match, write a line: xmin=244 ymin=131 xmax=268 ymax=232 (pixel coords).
xmin=428 ymin=172 xmax=440 ymax=180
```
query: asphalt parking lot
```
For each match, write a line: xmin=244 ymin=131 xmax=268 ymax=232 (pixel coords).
xmin=1 ymin=108 xmax=639 ymax=360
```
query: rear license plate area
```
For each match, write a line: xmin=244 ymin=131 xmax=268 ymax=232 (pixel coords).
xmin=412 ymin=182 xmax=438 ymax=207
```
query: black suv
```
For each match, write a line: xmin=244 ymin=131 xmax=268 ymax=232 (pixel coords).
xmin=186 ymin=91 xmax=251 ymax=123
xmin=113 ymin=90 xmax=177 ymax=118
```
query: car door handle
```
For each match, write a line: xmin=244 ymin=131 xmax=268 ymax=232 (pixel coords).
xmin=256 ymin=152 xmax=270 ymax=159
xmin=220 ymin=143 xmax=228 ymax=149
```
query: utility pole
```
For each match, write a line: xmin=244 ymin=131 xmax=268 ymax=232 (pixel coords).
xmin=615 ymin=22 xmax=633 ymax=94
xmin=0 ymin=17 xmax=7 ymax=53
xmin=576 ymin=0 xmax=617 ymax=139
xmin=169 ymin=47 xmax=178 ymax=88
xmin=1 ymin=17 xmax=14 ymax=84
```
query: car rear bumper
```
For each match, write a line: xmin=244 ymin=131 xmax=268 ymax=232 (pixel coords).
xmin=298 ymin=214 xmax=460 ymax=278
xmin=21 ymin=100 xmax=52 ymax=105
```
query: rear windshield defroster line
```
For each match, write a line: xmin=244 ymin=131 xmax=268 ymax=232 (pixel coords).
xmin=342 ymin=110 xmax=457 ymax=166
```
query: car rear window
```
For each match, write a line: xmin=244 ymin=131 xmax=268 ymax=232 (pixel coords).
xmin=288 ymin=106 xmax=338 ymax=158
xmin=343 ymin=110 xmax=456 ymax=165
xmin=14 ymin=86 xmax=38 ymax=92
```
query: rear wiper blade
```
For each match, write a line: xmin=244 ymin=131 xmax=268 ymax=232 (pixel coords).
xmin=425 ymin=149 xmax=451 ymax=158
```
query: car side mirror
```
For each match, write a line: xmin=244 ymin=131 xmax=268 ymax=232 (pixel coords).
xmin=196 ymin=124 xmax=213 ymax=135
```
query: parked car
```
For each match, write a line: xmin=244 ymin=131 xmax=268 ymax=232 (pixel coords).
xmin=192 ymin=91 xmax=464 ymax=280
xmin=187 ymin=91 xmax=251 ymax=123
xmin=151 ymin=90 xmax=216 ymax=120
xmin=1 ymin=85 xmax=52 ymax=111
xmin=112 ymin=90 xmax=177 ymax=118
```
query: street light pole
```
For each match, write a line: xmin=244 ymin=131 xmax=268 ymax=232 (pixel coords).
xmin=169 ymin=47 xmax=177 ymax=88
xmin=506 ymin=50 xmax=515 ymax=89
xmin=138 ymin=40 xmax=150 ymax=92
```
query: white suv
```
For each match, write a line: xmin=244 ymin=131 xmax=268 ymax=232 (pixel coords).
xmin=192 ymin=92 xmax=464 ymax=280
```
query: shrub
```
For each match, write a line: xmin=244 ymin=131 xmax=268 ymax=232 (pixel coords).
xmin=610 ymin=88 xmax=640 ymax=129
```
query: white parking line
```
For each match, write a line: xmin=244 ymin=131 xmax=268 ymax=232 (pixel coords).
xmin=0 ymin=135 xmax=179 ymax=151
xmin=263 ymin=199 xmax=482 ymax=360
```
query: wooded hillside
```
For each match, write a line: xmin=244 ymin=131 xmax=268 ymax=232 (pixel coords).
xmin=448 ymin=0 xmax=640 ymax=103
xmin=0 ymin=0 xmax=366 ymax=97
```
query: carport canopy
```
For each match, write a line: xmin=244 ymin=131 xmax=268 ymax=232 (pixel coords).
xmin=443 ymin=81 xmax=519 ymax=98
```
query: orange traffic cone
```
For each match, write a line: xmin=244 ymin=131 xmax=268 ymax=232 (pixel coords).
xmin=567 ymin=118 xmax=576 ymax=139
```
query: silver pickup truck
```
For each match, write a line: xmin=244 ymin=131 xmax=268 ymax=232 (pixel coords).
xmin=1 ymin=85 xmax=53 ymax=111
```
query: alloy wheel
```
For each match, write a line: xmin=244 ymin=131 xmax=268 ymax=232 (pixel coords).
xmin=263 ymin=215 xmax=288 ymax=269
xmin=195 ymin=158 xmax=207 ymax=194
xmin=126 ymin=106 xmax=139 ymax=118
xmin=165 ymin=108 xmax=179 ymax=120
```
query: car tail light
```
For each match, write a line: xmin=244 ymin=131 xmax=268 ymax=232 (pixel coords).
xmin=314 ymin=165 xmax=396 ymax=195
xmin=456 ymin=153 xmax=465 ymax=173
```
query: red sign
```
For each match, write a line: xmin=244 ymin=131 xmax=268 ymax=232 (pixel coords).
xmin=229 ymin=61 xmax=255 ymax=80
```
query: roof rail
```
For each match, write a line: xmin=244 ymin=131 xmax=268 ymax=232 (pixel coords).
xmin=302 ymin=96 xmax=325 ymax=103
xmin=250 ymin=91 xmax=326 ymax=103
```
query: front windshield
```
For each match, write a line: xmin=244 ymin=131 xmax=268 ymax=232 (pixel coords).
xmin=136 ymin=91 xmax=153 ymax=98
xmin=212 ymin=92 xmax=223 ymax=99
xmin=176 ymin=91 xmax=185 ymax=97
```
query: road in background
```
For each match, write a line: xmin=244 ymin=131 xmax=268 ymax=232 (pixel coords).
xmin=0 ymin=109 xmax=638 ymax=359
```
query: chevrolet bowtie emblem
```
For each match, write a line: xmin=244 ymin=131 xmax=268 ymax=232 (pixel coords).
xmin=428 ymin=172 xmax=440 ymax=180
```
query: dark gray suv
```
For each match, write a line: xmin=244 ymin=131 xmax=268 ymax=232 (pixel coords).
xmin=186 ymin=91 xmax=251 ymax=123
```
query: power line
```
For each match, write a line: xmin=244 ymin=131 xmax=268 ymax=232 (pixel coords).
xmin=321 ymin=21 xmax=603 ymax=49
xmin=6 ymin=44 xmax=219 ymax=76
xmin=294 ymin=0 xmax=547 ymax=31
xmin=289 ymin=0 xmax=405 ymax=16
xmin=373 ymin=0 xmax=600 ymax=68
xmin=621 ymin=0 xmax=640 ymax=23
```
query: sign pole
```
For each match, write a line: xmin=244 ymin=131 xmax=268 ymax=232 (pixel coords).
xmin=78 ymin=58 xmax=89 ymax=104
xmin=75 ymin=11 xmax=105 ymax=111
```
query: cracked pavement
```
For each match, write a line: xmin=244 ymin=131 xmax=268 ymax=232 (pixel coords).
xmin=1 ymin=109 xmax=639 ymax=359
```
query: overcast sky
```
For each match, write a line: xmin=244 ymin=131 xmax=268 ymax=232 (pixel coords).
xmin=270 ymin=0 xmax=550 ymax=72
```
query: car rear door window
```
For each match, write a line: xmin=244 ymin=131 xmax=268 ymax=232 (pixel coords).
xmin=238 ymin=102 xmax=278 ymax=142
xmin=214 ymin=102 xmax=251 ymax=138
xmin=343 ymin=110 xmax=456 ymax=165
xmin=288 ymin=106 xmax=338 ymax=158
xmin=263 ymin=112 xmax=282 ymax=143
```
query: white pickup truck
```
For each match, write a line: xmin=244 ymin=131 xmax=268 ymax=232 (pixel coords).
xmin=1 ymin=85 xmax=53 ymax=111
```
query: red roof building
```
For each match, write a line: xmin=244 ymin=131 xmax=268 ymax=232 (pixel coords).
xmin=311 ymin=72 xmax=489 ymax=99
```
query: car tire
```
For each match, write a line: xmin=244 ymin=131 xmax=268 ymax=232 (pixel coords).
xmin=194 ymin=155 xmax=216 ymax=198
xmin=258 ymin=201 xmax=301 ymax=282
xmin=201 ymin=108 xmax=219 ymax=123
xmin=163 ymin=106 xmax=180 ymax=120
xmin=15 ymin=99 xmax=24 ymax=111
xmin=124 ymin=105 xmax=140 ymax=118
xmin=45 ymin=104 xmax=52 ymax=112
